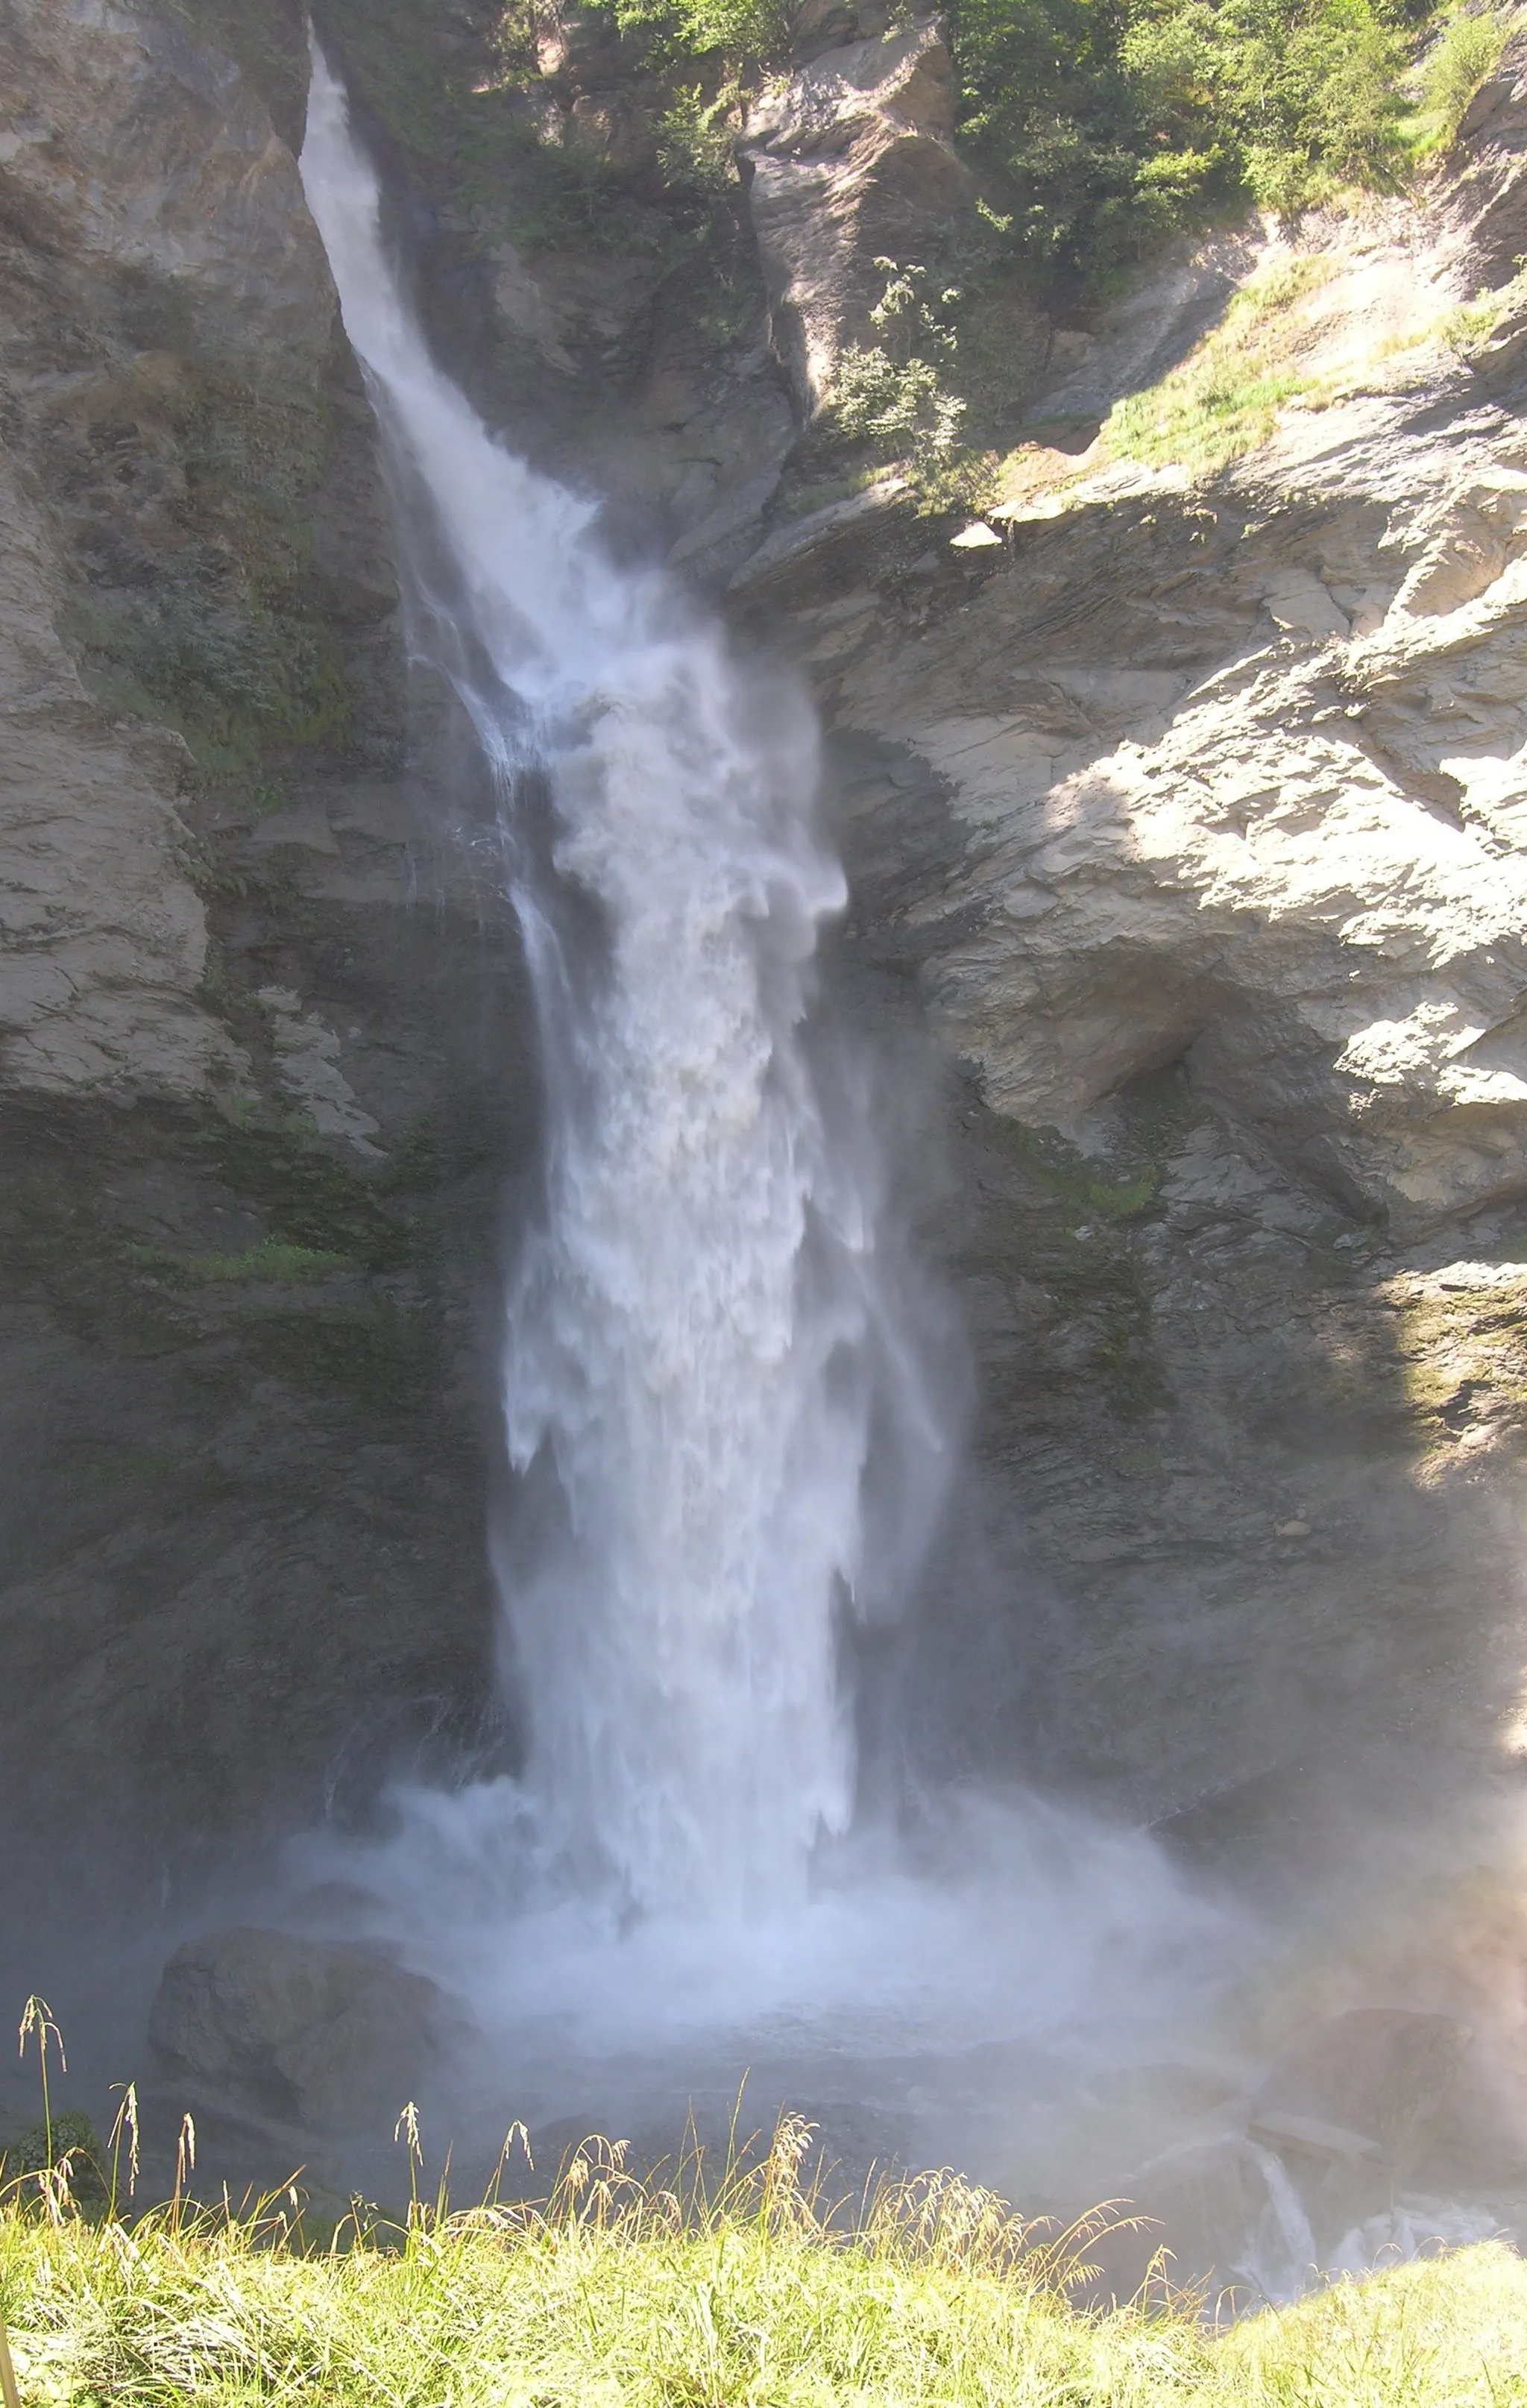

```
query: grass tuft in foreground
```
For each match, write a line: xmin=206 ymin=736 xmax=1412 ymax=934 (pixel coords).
xmin=1 ymin=2104 xmax=1526 ymax=2405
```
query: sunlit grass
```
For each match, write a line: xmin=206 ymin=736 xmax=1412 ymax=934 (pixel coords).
xmin=1100 ymin=256 xmax=1336 ymax=478
xmin=1217 ymin=2241 xmax=1527 ymax=2404
xmin=1 ymin=2102 xmax=1524 ymax=2405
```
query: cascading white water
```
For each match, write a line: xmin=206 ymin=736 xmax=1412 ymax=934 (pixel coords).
xmin=285 ymin=67 xmax=1370 ymax=2282
xmin=295 ymin=60 xmax=1237 ymax=2119
xmin=298 ymin=52 xmax=947 ymax=1923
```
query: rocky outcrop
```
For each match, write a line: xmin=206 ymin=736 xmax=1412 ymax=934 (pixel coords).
xmin=0 ymin=0 xmax=325 ymax=349
xmin=725 ymin=199 xmax=1527 ymax=1850
xmin=1095 ymin=2008 xmax=1478 ymax=2298
xmin=831 ymin=441 xmax=1527 ymax=1236
xmin=740 ymin=17 xmax=972 ymax=413
xmin=149 ymin=1926 xmax=465 ymax=2140
xmin=1249 ymin=2007 xmax=1470 ymax=2169
xmin=0 ymin=456 xmax=219 ymax=1096
xmin=0 ymin=0 xmax=334 ymax=1101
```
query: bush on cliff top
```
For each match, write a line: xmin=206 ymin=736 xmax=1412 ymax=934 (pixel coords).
xmin=952 ymin=0 xmax=1420 ymax=287
xmin=592 ymin=0 xmax=1449 ymax=284
xmin=1411 ymin=0 xmax=1520 ymax=154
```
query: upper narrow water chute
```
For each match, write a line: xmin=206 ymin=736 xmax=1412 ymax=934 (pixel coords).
xmin=297 ymin=50 xmax=951 ymax=1920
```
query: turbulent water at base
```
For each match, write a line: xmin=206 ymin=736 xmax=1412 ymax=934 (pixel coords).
xmin=299 ymin=52 xmax=947 ymax=1923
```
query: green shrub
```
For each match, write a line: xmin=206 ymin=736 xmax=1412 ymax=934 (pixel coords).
xmin=1412 ymin=0 xmax=1517 ymax=155
xmin=611 ymin=0 xmax=787 ymax=65
xmin=950 ymin=0 xmax=1412 ymax=289
xmin=654 ymin=81 xmax=743 ymax=192
xmin=1 ymin=2113 xmax=104 ymax=2184
xmin=1 ymin=2112 xmax=107 ymax=2206
xmin=1124 ymin=0 xmax=1408 ymax=204
xmin=78 ymin=582 xmax=350 ymax=776
xmin=212 ymin=1122 xmax=417 ymax=1272
xmin=60 ymin=353 xmax=350 ymax=782
xmin=822 ymin=260 xmax=970 ymax=468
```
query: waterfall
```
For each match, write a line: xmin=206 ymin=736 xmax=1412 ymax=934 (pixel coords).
xmin=297 ymin=52 xmax=948 ymax=1925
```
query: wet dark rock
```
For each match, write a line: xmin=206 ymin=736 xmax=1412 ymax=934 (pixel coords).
xmin=148 ymin=1926 xmax=466 ymax=2137
xmin=1250 ymin=2008 xmax=1471 ymax=2162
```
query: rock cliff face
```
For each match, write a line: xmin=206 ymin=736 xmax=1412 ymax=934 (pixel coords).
xmin=776 ymin=226 xmax=1527 ymax=1842
xmin=0 ymin=0 xmax=321 ymax=1099
xmin=5 ymin=0 xmax=1527 ymax=2085
xmin=0 ymin=0 xmax=529 ymax=2002
xmin=739 ymin=15 xmax=970 ymax=412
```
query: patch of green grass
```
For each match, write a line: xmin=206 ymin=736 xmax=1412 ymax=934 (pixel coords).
xmin=59 ymin=361 xmax=351 ymax=783
xmin=212 ymin=1122 xmax=418 ymax=1272
xmin=1438 ymin=287 xmax=1517 ymax=348
xmin=378 ymin=1115 xmax=450 ymax=1196
xmin=1 ymin=2119 xmax=1526 ymax=2406
xmin=1391 ymin=1271 xmax=1527 ymax=1447
xmin=1101 ymin=254 xmax=1335 ymax=475
xmin=974 ymin=1116 xmax=1171 ymax=1413
xmin=999 ymin=1119 xmax=1168 ymax=1225
xmin=1218 ymin=2239 xmax=1527 ymax=2401
xmin=123 ymin=1237 xmax=359 ymax=1286
xmin=245 ymin=1298 xmax=438 ymax=1413
xmin=1422 ymin=261 xmax=1527 ymax=354
xmin=75 ymin=1450 xmax=180 ymax=1485
xmin=66 ymin=578 xmax=350 ymax=782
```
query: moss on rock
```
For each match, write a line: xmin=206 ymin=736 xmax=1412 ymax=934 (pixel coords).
xmin=1385 ymin=1263 xmax=1527 ymax=1455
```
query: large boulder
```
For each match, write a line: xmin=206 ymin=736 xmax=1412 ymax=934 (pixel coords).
xmin=1250 ymin=2006 xmax=1470 ymax=2162
xmin=1098 ymin=2014 xmax=1470 ymax=2300
xmin=148 ymin=1926 xmax=465 ymax=2138
xmin=1242 ymin=2008 xmax=1471 ymax=2259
